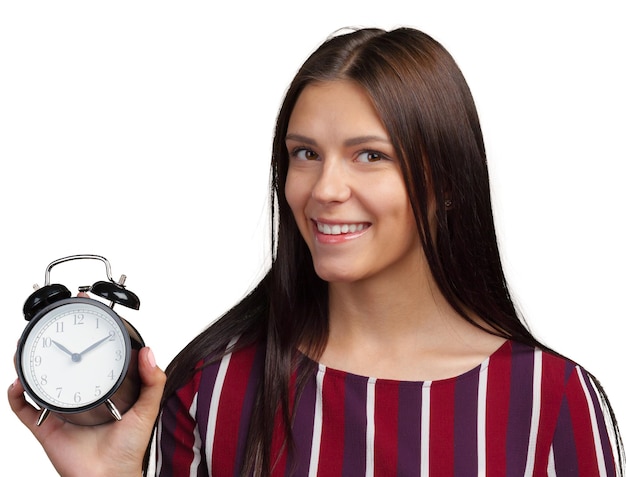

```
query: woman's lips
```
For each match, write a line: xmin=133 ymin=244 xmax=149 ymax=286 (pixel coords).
xmin=312 ymin=220 xmax=371 ymax=243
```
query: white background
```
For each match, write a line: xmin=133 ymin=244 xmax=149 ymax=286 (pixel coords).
xmin=1 ymin=0 xmax=623 ymax=473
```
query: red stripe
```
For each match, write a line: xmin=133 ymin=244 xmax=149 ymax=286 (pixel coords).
xmin=374 ymin=381 xmax=399 ymax=477
xmin=171 ymin=368 xmax=202 ymax=473
xmin=429 ymin=381 xmax=455 ymax=477
xmin=269 ymin=370 xmax=297 ymax=476
xmin=317 ymin=370 xmax=346 ymax=477
xmin=532 ymin=352 xmax=566 ymax=474
xmin=212 ymin=345 xmax=257 ymax=475
xmin=567 ymin=369 xmax=601 ymax=477
xmin=485 ymin=341 xmax=512 ymax=476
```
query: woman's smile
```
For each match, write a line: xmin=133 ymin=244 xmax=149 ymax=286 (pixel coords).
xmin=312 ymin=219 xmax=371 ymax=244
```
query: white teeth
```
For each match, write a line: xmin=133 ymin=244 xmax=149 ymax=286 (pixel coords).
xmin=317 ymin=222 xmax=366 ymax=235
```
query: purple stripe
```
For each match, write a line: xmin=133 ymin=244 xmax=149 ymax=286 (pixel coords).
xmin=553 ymin=395 xmax=580 ymax=476
xmin=195 ymin=360 xmax=221 ymax=475
xmin=454 ymin=370 xmax=480 ymax=475
xmin=580 ymin=369 xmax=617 ymax=477
xmin=342 ymin=373 xmax=369 ymax=477
xmin=288 ymin=366 xmax=318 ymax=476
xmin=396 ymin=382 xmax=423 ymax=474
xmin=158 ymin=389 xmax=182 ymax=475
xmin=563 ymin=360 xmax=575 ymax=386
xmin=551 ymin=360 xmax=579 ymax=474
xmin=505 ymin=341 xmax=535 ymax=477
xmin=233 ymin=346 xmax=265 ymax=474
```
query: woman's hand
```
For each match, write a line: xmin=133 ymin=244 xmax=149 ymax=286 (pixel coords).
xmin=8 ymin=346 xmax=166 ymax=477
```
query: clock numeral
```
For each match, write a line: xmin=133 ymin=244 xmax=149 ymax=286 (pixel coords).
xmin=115 ymin=350 xmax=123 ymax=361
xmin=107 ymin=370 xmax=115 ymax=380
xmin=108 ymin=330 xmax=116 ymax=341
xmin=95 ymin=386 xmax=102 ymax=397
xmin=74 ymin=392 xmax=82 ymax=403
xmin=34 ymin=356 xmax=42 ymax=366
xmin=42 ymin=337 xmax=52 ymax=348
xmin=56 ymin=387 xmax=62 ymax=398
xmin=41 ymin=375 xmax=48 ymax=385
xmin=73 ymin=314 xmax=85 ymax=325
xmin=56 ymin=322 xmax=65 ymax=333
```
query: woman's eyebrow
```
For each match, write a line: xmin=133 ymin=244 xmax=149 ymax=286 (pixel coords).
xmin=285 ymin=133 xmax=390 ymax=147
xmin=343 ymin=135 xmax=391 ymax=147
xmin=285 ymin=133 xmax=317 ymax=145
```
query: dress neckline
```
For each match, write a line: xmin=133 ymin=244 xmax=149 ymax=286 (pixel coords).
xmin=302 ymin=339 xmax=514 ymax=385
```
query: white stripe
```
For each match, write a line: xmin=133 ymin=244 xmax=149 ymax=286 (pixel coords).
xmin=421 ymin=381 xmax=431 ymax=477
xmin=476 ymin=358 xmax=490 ymax=477
xmin=547 ymin=445 xmax=557 ymax=477
xmin=523 ymin=348 xmax=543 ymax=477
xmin=576 ymin=366 xmax=609 ymax=477
xmin=205 ymin=336 xmax=238 ymax=476
xmin=155 ymin=413 xmax=163 ymax=476
xmin=365 ymin=377 xmax=377 ymax=477
xmin=188 ymin=393 xmax=201 ymax=477
xmin=307 ymin=364 xmax=326 ymax=477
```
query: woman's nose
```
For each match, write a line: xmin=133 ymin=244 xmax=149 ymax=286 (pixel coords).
xmin=310 ymin=159 xmax=351 ymax=204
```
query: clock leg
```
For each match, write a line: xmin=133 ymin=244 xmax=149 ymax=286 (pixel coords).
xmin=36 ymin=408 xmax=51 ymax=426
xmin=105 ymin=399 xmax=123 ymax=421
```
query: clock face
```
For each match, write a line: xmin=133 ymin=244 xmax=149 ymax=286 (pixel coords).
xmin=18 ymin=298 xmax=130 ymax=412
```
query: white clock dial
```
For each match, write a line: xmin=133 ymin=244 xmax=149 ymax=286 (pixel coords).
xmin=20 ymin=301 xmax=129 ymax=410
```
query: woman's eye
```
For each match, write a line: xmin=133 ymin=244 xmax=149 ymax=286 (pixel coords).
xmin=355 ymin=151 xmax=384 ymax=163
xmin=292 ymin=148 xmax=319 ymax=161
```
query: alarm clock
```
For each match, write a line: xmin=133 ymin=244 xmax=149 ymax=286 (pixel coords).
xmin=16 ymin=254 xmax=144 ymax=426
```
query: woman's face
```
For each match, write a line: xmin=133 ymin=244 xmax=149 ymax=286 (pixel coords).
xmin=285 ymin=80 xmax=423 ymax=284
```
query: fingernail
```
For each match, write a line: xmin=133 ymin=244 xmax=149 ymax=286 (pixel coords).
xmin=146 ymin=347 xmax=157 ymax=368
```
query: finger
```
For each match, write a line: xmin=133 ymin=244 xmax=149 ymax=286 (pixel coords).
xmin=131 ymin=347 xmax=166 ymax=423
xmin=7 ymin=378 xmax=40 ymax=430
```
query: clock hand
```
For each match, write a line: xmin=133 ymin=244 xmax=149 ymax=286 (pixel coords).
xmin=51 ymin=340 xmax=75 ymax=357
xmin=52 ymin=340 xmax=83 ymax=362
xmin=77 ymin=334 xmax=113 ymax=358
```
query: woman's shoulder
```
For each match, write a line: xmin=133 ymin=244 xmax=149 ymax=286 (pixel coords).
xmin=490 ymin=339 xmax=607 ymax=421
xmin=500 ymin=339 xmax=592 ymax=374
xmin=174 ymin=338 xmax=267 ymax=404
xmin=491 ymin=339 xmax=594 ymax=387
xmin=160 ymin=338 xmax=267 ymax=440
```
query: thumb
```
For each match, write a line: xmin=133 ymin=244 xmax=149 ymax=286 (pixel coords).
xmin=132 ymin=347 xmax=166 ymax=424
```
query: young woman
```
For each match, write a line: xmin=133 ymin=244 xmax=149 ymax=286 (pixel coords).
xmin=9 ymin=27 xmax=623 ymax=477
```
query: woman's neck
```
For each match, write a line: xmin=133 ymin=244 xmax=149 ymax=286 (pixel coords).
xmin=320 ymin=273 xmax=506 ymax=381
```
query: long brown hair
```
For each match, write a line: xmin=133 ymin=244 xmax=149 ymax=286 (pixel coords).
xmin=159 ymin=27 xmax=623 ymax=476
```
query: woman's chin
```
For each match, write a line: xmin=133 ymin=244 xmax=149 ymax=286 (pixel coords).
xmin=313 ymin=263 xmax=364 ymax=284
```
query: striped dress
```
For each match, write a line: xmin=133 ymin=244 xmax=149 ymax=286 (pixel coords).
xmin=156 ymin=339 xmax=617 ymax=476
